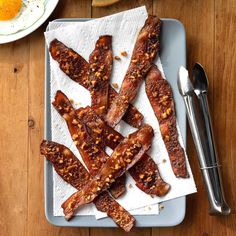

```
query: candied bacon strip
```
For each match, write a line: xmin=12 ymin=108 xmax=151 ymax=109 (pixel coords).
xmin=89 ymin=35 xmax=112 ymax=115
xmin=108 ymin=87 xmax=143 ymax=128
xmin=49 ymin=39 xmax=143 ymax=128
xmin=40 ymin=140 xmax=135 ymax=232
xmin=52 ymin=90 xmax=126 ymax=198
xmin=77 ymin=106 xmax=170 ymax=196
xmin=49 ymin=39 xmax=89 ymax=87
xmin=62 ymin=124 xmax=154 ymax=220
xmin=105 ymin=16 xmax=161 ymax=127
xmin=145 ymin=65 xmax=189 ymax=178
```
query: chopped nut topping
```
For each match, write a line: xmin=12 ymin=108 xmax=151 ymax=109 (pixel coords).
xmin=72 ymin=134 xmax=78 ymax=140
xmin=102 ymin=76 xmax=108 ymax=81
xmin=94 ymin=128 xmax=102 ymax=134
xmin=91 ymin=80 xmax=97 ymax=87
xmin=146 ymin=177 xmax=152 ymax=182
xmin=62 ymin=113 xmax=70 ymax=120
xmin=125 ymin=158 xmax=132 ymax=163
xmin=112 ymin=83 xmax=119 ymax=89
xmin=152 ymin=91 xmax=158 ymax=97
xmin=99 ymin=106 xmax=105 ymax=112
xmin=121 ymin=51 xmax=128 ymax=57
xmin=166 ymin=108 xmax=172 ymax=115
xmin=161 ymin=112 xmax=167 ymax=119
xmin=77 ymin=123 xmax=82 ymax=129
xmin=93 ymin=147 xmax=99 ymax=153
xmin=107 ymin=134 xmax=114 ymax=140
xmin=139 ymin=174 xmax=145 ymax=179
xmin=114 ymin=56 xmax=121 ymax=61
xmin=95 ymin=139 xmax=101 ymax=144
xmin=115 ymin=164 xmax=120 ymax=170
xmin=145 ymin=53 xmax=150 ymax=59
xmin=63 ymin=149 xmax=70 ymax=156
xmin=131 ymin=59 xmax=138 ymax=63
xmin=162 ymin=95 xmax=169 ymax=101
xmin=68 ymin=202 xmax=73 ymax=209
xmin=72 ymin=119 xmax=78 ymax=125
xmin=95 ymin=71 xmax=101 ymax=78
xmin=135 ymin=142 xmax=142 ymax=148
xmin=164 ymin=135 xmax=170 ymax=142
xmin=126 ymin=152 xmax=133 ymax=157
xmin=81 ymin=142 xmax=87 ymax=150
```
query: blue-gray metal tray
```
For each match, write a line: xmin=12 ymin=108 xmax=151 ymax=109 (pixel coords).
xmin=44 ymin=18 xmax=187 ymax=228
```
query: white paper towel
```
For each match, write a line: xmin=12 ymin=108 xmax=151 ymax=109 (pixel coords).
xmin=45 ymin=6 xmax=196 ymax=219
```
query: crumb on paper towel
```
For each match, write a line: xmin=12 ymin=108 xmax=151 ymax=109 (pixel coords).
xmin=159 ymin=204 xmax=164 ymax=210
xmin=112 ymin=82 xmax=119 ymax=89
xmin=114 ymin=55 xmax=121 ymax=61
xmin=121 ymin=51 xmax=128 ymax=57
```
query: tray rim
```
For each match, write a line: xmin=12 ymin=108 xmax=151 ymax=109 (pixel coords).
xmin=44 ymin=17 xmax=187 ymax=228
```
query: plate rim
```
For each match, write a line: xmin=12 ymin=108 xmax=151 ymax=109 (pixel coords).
xmin=0 ymin=0 xmax=59 ymax=44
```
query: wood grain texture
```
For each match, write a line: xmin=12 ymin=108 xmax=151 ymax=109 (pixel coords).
xmin=0 ymin=38 xmax=29 ymax=236
xmin=0 ymin=0 xmax=236 ymax=235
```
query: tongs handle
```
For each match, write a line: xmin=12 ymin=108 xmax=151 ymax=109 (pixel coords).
xmin=195 ymin=92 xmax=231 ymax=215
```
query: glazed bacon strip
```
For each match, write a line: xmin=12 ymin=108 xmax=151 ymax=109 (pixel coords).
xmin=89 ymin=35 xmax=112 ymax=115
xmin=105 ymin=16 xmax=161 ymax=127
xmin=145 ymin=65 xmax=189 ymax=178
xmin=77 ymin=106 xmax=170 ymax=196
xmin=52 ymin=90 xmax=126 ymax=198
xmin=49 ymin=39 xmax=143 ymax=128
xmin=62 ymin=124 xmax=154 ymax=220
xmin=40 ymin=141 xmax=135 ymax=232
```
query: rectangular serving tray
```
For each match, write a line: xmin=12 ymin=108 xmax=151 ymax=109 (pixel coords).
xmin=44 ymin=18 xmax=187 ymax=228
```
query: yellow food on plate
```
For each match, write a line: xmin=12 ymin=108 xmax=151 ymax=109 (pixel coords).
xmin=0 ymin=0 xmax=45 ymax=35
xmin=92 ymin=0 xmax=120 ymax=7
xmin=0 ymin=0 xmax=22 ymax=20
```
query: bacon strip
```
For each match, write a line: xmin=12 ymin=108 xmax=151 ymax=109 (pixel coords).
xmin=49 ymin=39 xmax=143 ymax=128
xmin=89 ymin=35 xmax=112 ymax=115
xmin=52 ymin=90 xmax=126 ymax=198
xmin=77 ymin=106 xmax=170 ymax=196
xmin=145 ymin=65 xmax=189 ymax=178
xmin=61 ymin=124 xmax=154 ymax=220
xmin=105 ymin=16 xmax=161 ymax=127
xmin=40 ymin=140 xmax=135 ymax=232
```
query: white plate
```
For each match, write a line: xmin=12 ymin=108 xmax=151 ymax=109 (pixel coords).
xmin=0 ymin=0 xmax=59 ymax=44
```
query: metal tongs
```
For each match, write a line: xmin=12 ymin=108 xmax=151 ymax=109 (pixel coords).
xmin=178 ymin=63 xmax=231 ymax=215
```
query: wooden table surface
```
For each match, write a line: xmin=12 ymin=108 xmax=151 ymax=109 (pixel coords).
xmin=0 ymin=0 xmax=235 ymax=235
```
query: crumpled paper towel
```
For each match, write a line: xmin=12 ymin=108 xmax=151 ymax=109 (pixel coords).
xmin=44 ymin=6 xmax=196 ymax=219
